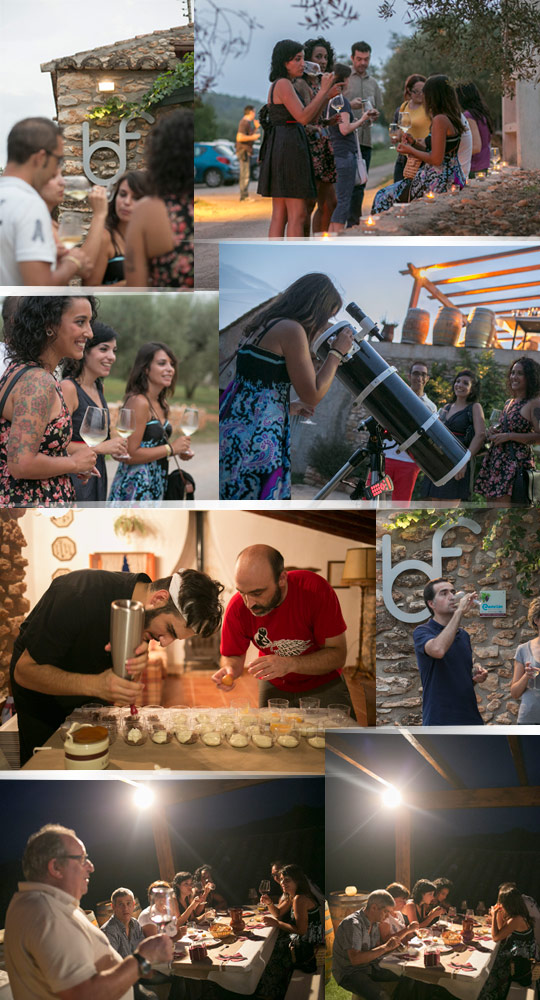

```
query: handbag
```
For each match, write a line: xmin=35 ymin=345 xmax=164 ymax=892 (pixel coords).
xmin=505 ymin=436 xmax=540 ymax=505
xmin=353 ymin=129 xmax=368 ymax=187
xmin=165 ymin=456 xmax=196 ymax=500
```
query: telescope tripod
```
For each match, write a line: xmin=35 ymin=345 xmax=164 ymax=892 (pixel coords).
xmin=313 ymin=419 xmax=393 ymax=502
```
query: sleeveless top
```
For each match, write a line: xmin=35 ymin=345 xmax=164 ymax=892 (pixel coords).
xmin=0 ymin=362 xmax=75 ymax=507
xmin=147 ymin=196 xmax=194 ymax=289
xmin=66 ymin=378 xmax=109 ymax=502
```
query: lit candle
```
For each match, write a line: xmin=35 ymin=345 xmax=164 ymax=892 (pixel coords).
xmin=450 ymin=185 xmax=458 ymax=194
xmin=365 ymin=215 xmax=376 ymax=226
xmin=425 ymin=192 xmax=435 ymax=201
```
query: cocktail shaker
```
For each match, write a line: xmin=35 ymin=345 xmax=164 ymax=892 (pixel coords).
xmin=110 ymin=599 xmax=145 ymax=678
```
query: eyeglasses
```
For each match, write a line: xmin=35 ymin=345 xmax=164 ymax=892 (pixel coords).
xmin=411 ymin=371 xmax=429 ymax=379
xmin=43 ymin=149 xmax=65 ymax=167
xmin=58 ymin=853 xmax=92 ymax=865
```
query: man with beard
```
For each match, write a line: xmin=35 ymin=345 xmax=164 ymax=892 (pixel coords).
xmin=11 ymin=568 xmax=223 ymax=763
xmin=213 ymin=544 xmax=353 ymax=711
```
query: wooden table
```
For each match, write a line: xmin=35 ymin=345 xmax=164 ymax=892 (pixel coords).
xmin=166 ymin=913 xmax=277 ymax=995
xmin=21 ymin=727 xmax=326 ymax=773
xmin=380 ymin=923 xmax=499 ymax=1000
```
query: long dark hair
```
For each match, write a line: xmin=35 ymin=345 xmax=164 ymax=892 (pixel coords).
xmin=146 ymin=110 xmax=193 ymax=199
xmin=270 ymin=39 xmax=303 ymax=81
xmin=62 ymin=320 xmax=118 ymax=384
xmin=124 ymin=341 xmax=177 ymax=415
xmin=455 ymin=82 xmax=494 ymax=132
xmin=7 ymin=297 xmax=97 ymax=365
xmin=243 ymin=273 xmax=342 ymax=346
xmin=172 ymin=871 xmax=193 ymax=911
xmin=279 ymin=864 xmax=313 ymax=898
xmin=422 ymin=75 xmax=465 ymax=135
xmin=303 ymin=36 xmax=335 ymax=71
xmin=105 ymin=170 xmax=149 ymax=239
xmin=498 ymin=887 xmax=532 ymax=925
xmin=403 ymin=74 xmax=426 ymax=100
xmin=451 ymin=368 xmax=480 ymax=403
xmin=508 ymin=357 xmax=540 ymax=399
xmin=412 ymin=879 xmax=436 ymax=904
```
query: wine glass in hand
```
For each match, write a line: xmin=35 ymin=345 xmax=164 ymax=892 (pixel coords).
xmin=58 ymin=212 xmax=84 ymax=250
xmin=179 ymin=406 xmax=198 ymax=457
xmin=398 ymin=111 xmax=412 ymax=133
xmin=258 ymin=879 xmax=271 ymax=909
xmin=63 ymin=176 xmax=92 ymax=203
xmin=116 ymin=407 xmax=135 ymax=439
xmin=328 ymin=93 xmax=344 ymax=113
xmin=80 ymin=407 xmax=108 ymax=448
xmin=388 ymin=123 xmax=401 ymax=148
xmin=149 ymin=886 xmax=176 ymax=933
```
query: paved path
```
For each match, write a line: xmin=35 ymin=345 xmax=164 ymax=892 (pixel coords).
xmin=195 ymin=164 xmax=393 ymax=290
xmin=104 ymin=441 xmax=219 ymax=501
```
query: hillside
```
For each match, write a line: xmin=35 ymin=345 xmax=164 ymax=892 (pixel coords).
xmin=196 ymin=91 xmax=266 ymax=142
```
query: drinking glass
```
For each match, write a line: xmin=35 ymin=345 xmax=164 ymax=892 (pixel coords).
xmin=299 ymin=696 xmax=320 ymax=710
xmin=328 ymin=94 xmax=344 ymax=113
xmin=527 ymin=660 xmax=540 ymax=689
xmin=304 ymin=60 xmax=322 ymax=76
xmin=490 ymin=146 xmax=501 ymax=165
xmin=116 ymin=408 xmax=135 ymax=439
xmin=149 ymin=886 xmax=176 ymax=931
xmin=180 ymin=407 xmax=199 ymax=437
xmin=80 ymin=407 xmax=108 ymax=447
xmin=63 ymin=176 xmax=92 ymax=202
xmin=489 ymin=408 xmax=502 ymax=431
xmin=205 ymin=907 xmax=216 ymax=925
xmin=448 ymin=906 xmax=457 ymax=922
xmin=290 ymin=390 xmax=315 ymax=425
xmin=258 ymin=880 xmax=271 ymax=894
xmin=362 ymin=98 xmax=375 ymax=115
xmin=58 ymin=212 xmax=85 ymax=250
xmin=398 ymin=111 xmax=412 ymax=133
xmin=328 ymin=703 xmax=352 ymax=725
xmin=388 ymin=123 xmax=401 ymax=147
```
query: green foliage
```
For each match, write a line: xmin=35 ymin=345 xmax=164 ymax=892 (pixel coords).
xmin=306 ymin=434 xmax=358 ymax=481
xmin=396 ymin=349 xmax=509 ymax=416
xmin=381 ymin=508 xmax=465 ymax=532
xmin=86 ymin=55 xmax=194 ymax=121
xmin=194 ymin=98 xmax=218 ymax=140
xmin=198 ymin=91 xmax=265 ymax=142
xmin=380 ymin=31 xmax=502 ymax=129
xmin=482 ymin=510 xmax=540 ymax=597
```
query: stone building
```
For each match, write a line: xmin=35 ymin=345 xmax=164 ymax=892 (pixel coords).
xmin=376 ymin=508 xmax=539 ymax=726
xmin=0 ymin=514 xmax=29 ymax=712
xmin=40 ymin=25 xmax=193 ymax=186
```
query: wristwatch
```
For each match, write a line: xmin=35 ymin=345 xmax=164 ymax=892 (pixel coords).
xmin=133 ymin=951 xmax=152 ymax=977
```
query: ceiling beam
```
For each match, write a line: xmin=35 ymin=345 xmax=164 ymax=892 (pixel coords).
xmin=507 ymin=736 xmax=529 ymax=787
xmin=399 ymin=246 xmax=540 ymax=274
xmin=433 ymin=264 xmax=540 ymax=286
xmin=428 ymin=281 xmax=540 ymax=298
xmin=408 ymin=786 xmax=540 ymax=809
xmin=326 ymin=742 xmax=389 ymax=787
xmin=452 ymin=294 xmax=540 ymax=309
xmin=402 ymin=733 xmax=466 ymax=789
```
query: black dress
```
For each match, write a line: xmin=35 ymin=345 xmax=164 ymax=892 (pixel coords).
xmin=422 ymin=404 xmax=475 ymax=501
xmin=258 ymin=83 xmax=317 ymax=199
xmin=67 ymin=379 xmax=109 ymax=501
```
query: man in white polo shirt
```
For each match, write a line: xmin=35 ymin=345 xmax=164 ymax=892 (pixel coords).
xmin=0 ymin=117 xmax=88 ymax=285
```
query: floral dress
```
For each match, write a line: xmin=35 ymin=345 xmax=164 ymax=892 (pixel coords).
xmin=147 ymin=196 xmax=194 ymax=288
xmin=373 ymin=131 xmax=465 ymax=213
xmin=108 ymin=416 xmax=171 ymax=501
xmin=478 ymin=924 xmax=535 ymax=999
xmin=304 ymin=84 xmax=336 ymax=184
xmin=475 ymin=398 xmax=535 ymax=499
xmin=219 ymin=324 xmax=291 ymax=500
xmin=0 ymin=363 xmax=75 ymax=507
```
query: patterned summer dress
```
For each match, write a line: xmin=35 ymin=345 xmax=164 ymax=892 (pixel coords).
xmin=475 ymin=398 xmax=535 ymax=499
xmin=0 ymin=363 xmax=75 ymax=507
xmin=147 ymin=196 xmax=194 ymax=289
xmin=108 ymin=415 xmax=171 ymax=501
xmin=219 ymin=322 xmax=291 ymax=499
xmin=373 ymin=131 xmax=465 ymax=214
xmin=303 ymin=83 xmax=337 ymax=184
xmin=478 ymin=924 xmax=535 ymax=998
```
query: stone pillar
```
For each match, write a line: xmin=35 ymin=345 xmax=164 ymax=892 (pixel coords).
xmin=502 ymin=0 xmax=540 ymax=167
xmin=0 ymin=514 xmax=30 ymax=709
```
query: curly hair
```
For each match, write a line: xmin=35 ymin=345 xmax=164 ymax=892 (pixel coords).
xmin=422 ymin=75 xmax=465 ymax=136
xmin=303 ymin=36 xmax=335 ymax=71
xmin=105 ymin=170 xmax=150 ymax=239
xmin=508 ymin=357 xmax=540 ymax=399
xmin=451 ymin=368 xmax=481 ymax=403
xmin=61 ymin=320 xmax=118 ymax=383
xmin=527 ymin=596 xmax=540 ymax=629
xmin=146 ymin=110 xmax=193 ymax=199
xmin=123 ymin=341 xmax=177 ymax=415
xmin=243 ymin=273 xmax=342 ymax=346
xmin=7 ymin=297 xmax=97 ymax=365
xmin=148 ymin=571 xmax=224 ymax=638
xmin=269 ymin=39 xmax=303 ymax=82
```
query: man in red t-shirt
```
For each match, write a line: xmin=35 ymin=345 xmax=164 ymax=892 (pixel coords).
xmin=213 ymin=544 xmax=353 ymax=712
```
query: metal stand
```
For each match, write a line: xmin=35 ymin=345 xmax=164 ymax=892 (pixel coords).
xmin=313 ymin=420 xmax=391 ymax=502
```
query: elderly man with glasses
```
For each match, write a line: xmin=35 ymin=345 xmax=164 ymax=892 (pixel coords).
xmin=0 ymin=117 xmax=90 ymax=285
xmin=4 ymin=824 xmax=173 ymax=999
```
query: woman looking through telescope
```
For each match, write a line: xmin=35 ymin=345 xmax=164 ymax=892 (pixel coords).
xmin=219 ymin=273 xmax=353 ymax=499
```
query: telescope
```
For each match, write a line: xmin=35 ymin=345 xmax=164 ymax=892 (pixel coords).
xmin=311 ymin=302 xmax=470 ymax=494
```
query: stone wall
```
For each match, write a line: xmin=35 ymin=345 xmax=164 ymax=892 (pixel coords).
xmin=376 ymin=509 xmax=538 ymax=726
xmin=0 ymin=514 xmax=29 ymax=709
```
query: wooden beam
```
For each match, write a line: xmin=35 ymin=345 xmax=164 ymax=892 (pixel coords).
xmin=402 ymin=733 xmax=466 ymax=789
xmin=434 ymin=281 xmax=540 ymax=298
xmin=507 ymin=736 xmax=529 ymax=786
xmin=399 ymin=246 xmax=540 ymax=274
xmin=452 ymin=294 xmax=540 ymax=309
xmin=408 ymin=787 xmax=540 ymax=809
xmin=433 ymin=264 xmax=540 ymax=285
xmin=395 ymin=808 xmax=411 ymax=889
xmin=151 ymin=807 xmax=176 ymax=882
xmin=326 ymin=742 xmax=389 ymax=787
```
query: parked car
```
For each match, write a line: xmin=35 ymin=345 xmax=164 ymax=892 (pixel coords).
xmin=215 ymin=138 xmax=261 ymax=182
xmin=194 ymin=142 xmax=240 ymax=187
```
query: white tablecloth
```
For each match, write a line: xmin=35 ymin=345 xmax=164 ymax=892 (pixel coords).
xmin=170 ymin=921 xmax=278 ymax=994
xmin=381 ymin=934 xmax=499 ymax=1000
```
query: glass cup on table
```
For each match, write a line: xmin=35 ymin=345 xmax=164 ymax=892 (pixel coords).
xmin=328 ymin=703 xmax=352 ymax=726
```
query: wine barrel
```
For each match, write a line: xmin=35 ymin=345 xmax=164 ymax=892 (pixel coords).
xmin=432 ymin=306 xmax=463 ymax=346
xmin=328 ymin=890 xmax=370 ymax=933
xmin=324 ymin=901 xmax=335 ymax=983
xmin=465 ymin=308 xmax=495 ymax=348
xmin=401 ymin=308 xmax=430 ymax=345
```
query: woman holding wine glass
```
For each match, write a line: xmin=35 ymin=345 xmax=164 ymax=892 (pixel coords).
xmin=219 ymin=272 xmax=353 ymax=499
xmin=296 ymin=37 xmax=339 ymax=235
xmin=40 ymin=170 xmax=109 ymax=279
xmin=82 ymin=170 xmax=149 ymax=286
xmin=422 ymin=368 xmax=486 ymax=502
xmin=108 ymin=342 xmax=192 ymax=502
xmin=476 ymin=358 xmax=540 ymax=504
xmin=193 ymin=865 xmax=228 ymax=911
xmin=510 ymin=597 xmax=540 ymax=725
xmin=257 ymin=39 xmax=340 ymax=237
xmin=327 ymin=64 xmax=371 ymax=234
xmin=0 ymin=297 xmax=98 ymax=506
xmin=257 ymin=864 xmax=323 ymax=997
xmin=60 ymin=320 xmax=128 ymax=501
xmin=391 ymin=74 xmax=429 ymax=182
xmin=373 ymin=75 xmax=466 ymax=214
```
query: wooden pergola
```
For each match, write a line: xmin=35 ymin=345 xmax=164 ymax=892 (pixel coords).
xmin=401 ymin=245 xmax=540 ymax=349
xmin=327 ymin=734 xmax=540 ymax=890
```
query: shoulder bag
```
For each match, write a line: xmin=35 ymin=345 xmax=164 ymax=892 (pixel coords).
xmin=503 ymin=414 xmax=540 ymax=505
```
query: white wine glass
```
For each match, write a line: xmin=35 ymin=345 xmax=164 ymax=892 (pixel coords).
xmin=304 ymin=60 xmax=322 ymax=77
xmin=489 ymin=408 xmax=502 ymax=428
xmin=63 ymin=176 xmax=92 ymax=202
xmin=80 ymin=407 xmax=107 ymax=447
xmin=328 ymin=94 xmax=344 ymax=113
xmin=180 ymin=407 xmax=199 ymax=437
xmin=149 ymin=886 xmax=176 ymax=933
xmin=116 ymin=408 xmax=135 ymax=439
xmin=57 ymin=212 xmax=84 ymax=250
xmin=398 ymin=111 xmax=412 ymax=133
xmin=388 ymin=123 xmax=401 ymax=148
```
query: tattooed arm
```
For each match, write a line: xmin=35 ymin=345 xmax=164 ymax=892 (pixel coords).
xmin=490 ymin=398 xmax=540 ymax=446
xmin=6 ymin=369 xmax=97 ymax=480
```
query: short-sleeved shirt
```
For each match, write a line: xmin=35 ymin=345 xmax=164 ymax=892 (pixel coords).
xmin=515 ymin=641 xmax=540 ymax=724
xmin=236 ymin=116 xmax=256 ymax=156
xmin=11 ymin=569 xmax=150 ymax=763
xmin=220 ymin=570 xmax=346 ymax=693
xmin=332 ymin=908 xmax=380 ymax=986
xmin=342 ymin=71 xmax=383 ymax=147
xmin=413 ymin=618 xmax=484 ymax=725
xmin=5 ymin=882 xmax=133 ymax=1000
xmin=328 ymin=96 xmax=356 ymax=158
xmin=0 ymin=176 xmax=56 ymax=284
xmin=102 ymin=914 xmax=145 ymax=958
